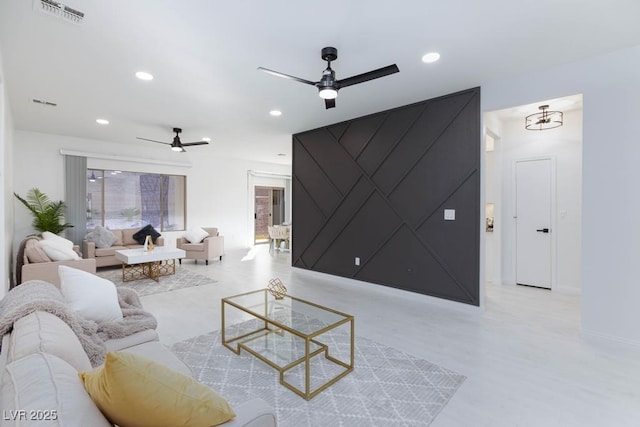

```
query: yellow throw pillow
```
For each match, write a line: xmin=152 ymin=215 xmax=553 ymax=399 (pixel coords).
xmin=79 ymin=352 xmax=235 ymax=427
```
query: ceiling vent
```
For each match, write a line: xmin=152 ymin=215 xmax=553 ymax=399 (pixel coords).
xmin=34 ymin=0 xmax=85 ymax=25
xmin=32 ymin=98 xmax=57 ymax=107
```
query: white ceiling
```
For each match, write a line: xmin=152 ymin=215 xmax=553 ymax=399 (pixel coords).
xmin=1 ymin=1 xmax=639 ymax=165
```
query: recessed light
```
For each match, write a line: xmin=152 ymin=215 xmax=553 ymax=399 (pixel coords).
xmin=421 ymin=52 xmax=441 ymax=63
xmin=202 ymin=137 xmax=211 ymax=142
xmin=135 ymin=71 xmax=154 ymax=81
xmin=96 ymin=118 xmax=109 ymax=125
xmin=270 ymin=110 xmax=282 ymax=116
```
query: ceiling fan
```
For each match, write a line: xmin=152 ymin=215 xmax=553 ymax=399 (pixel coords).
xmin=136 ymin=128 xmax=209 ymax=152
xmin=258 ymin=47 xmax=399 ymax=109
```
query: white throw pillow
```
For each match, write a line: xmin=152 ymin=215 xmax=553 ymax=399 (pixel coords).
xmin=183 ymin=227 xmax=210 ymax=243
xmin=1 ymin=353 xmax=112 ymax=427
xmin=42 ymin=231 xmax=74 ymax=248
xmin=38 ymin=239 xmax=81 ymax=261
xmin=59 ymin=266 xmax=123 ymax=323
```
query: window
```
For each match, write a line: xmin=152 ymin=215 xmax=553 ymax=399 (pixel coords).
xmin=87 ymin=169 xmax=185 ymax=231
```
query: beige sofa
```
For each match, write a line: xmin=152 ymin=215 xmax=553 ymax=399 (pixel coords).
xmin=19 ymin=237 xmax=96 ymax=287
xmin=83 ymin=228 xmax=165 ymax=268
xmin=0 ymin=310 xmax=276 ymax=427
xmin=176 ymin=227 xmax=224 ymax=265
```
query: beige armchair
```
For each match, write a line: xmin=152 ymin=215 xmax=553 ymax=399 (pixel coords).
xmin=17 ymin=236 xmax=96 ymax=288
xmin=176 ymin=227 xmax=224 ymax=265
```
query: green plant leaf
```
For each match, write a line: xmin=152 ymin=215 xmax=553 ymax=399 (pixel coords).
xmin=14 ymin=188 xmax=74 ymax=234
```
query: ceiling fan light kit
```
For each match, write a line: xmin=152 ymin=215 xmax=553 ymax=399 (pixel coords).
xmin=258 ymin=46 xmax=399 ymax=109
xmin=525 ymin=105 xmax=563 ymax=131
xmin=319 ymin=88 xmax=338 ymax=99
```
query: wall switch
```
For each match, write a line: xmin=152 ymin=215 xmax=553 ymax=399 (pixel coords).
xmin=355 ymin=257 xmax=360 ymax=266
xmin=444 ymin=209 xmax=456 ymax=221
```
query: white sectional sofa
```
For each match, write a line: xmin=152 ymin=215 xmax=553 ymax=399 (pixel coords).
xmin=0 ymin=311 xmax=276 ymax=426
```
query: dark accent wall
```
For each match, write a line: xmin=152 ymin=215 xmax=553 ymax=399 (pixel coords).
xmin=292 ymin=87 xmax=480 ymax=305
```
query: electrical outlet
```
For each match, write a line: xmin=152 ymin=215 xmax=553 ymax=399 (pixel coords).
xmin=355 ymin=257 xmax=360 ymax=266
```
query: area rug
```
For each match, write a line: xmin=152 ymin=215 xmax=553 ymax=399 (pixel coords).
xmin=171 ymin=319 xmax=465 ymax=426
xmin=96 ymin=268 xmax=216 ymax=296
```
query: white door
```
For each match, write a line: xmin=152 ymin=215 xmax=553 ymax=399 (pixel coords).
xmin=515 ymin=159 xmax=551 ymax=289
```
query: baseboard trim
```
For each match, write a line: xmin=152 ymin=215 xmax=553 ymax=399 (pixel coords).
xmin=554 ymin=285 xmax=582 ymax=295
xmin=581 ymin=328 xmax=640 ymax=348
xmin=292 ymin=267 xmax=483 ymax=315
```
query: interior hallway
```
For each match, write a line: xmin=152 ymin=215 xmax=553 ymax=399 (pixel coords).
xmin=139 ymin=245 xmax=640 ymax=427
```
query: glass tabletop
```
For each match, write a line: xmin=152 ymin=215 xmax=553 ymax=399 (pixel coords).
xmin=223 ymin=289 xmax=352 ymax=336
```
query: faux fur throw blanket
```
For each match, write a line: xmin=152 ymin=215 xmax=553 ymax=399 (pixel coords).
xmin=0 ymin=280 xmax=157 ymax=367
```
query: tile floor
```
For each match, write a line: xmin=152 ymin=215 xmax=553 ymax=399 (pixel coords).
xmin=140 ymin=245 xmax=640 ymax=427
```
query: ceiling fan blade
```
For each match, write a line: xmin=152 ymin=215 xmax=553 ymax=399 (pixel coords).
xmin=337 ymin=64 xmax=399 ymax=88
xmin=325 ymin=98 xmax=336 ymax=109
xmin=136 ymin=137 xmax=170 ymax=145
xmin=257 ymin=67 xmax=316 ymax=86
xmin=181 ymin=141 xmax=209 ymax=147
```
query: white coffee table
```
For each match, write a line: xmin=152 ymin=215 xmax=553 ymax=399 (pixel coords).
xmin=114 ymin=247 xmax=186 ymax=283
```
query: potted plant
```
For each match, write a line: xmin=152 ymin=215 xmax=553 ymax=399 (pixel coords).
xmin=14 ymin=188 xmax=73 ymax=235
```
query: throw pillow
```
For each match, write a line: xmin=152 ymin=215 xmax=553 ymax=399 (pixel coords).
xmin=24 ymin=239 xmax=52 ymax=263
xmin=183 ymin=227 xmax=210 ymax=243
xmin=42 ymin=231 xmax=74 ymax=248
xmin=132 ymin=224 xmax=161 ymax=245
xmin=38 ymin=239 xmax=81 ymax=261
xmin=84 ymin=226 xmax=118 ymax=248
xmin=59 ymin=266 xmax=123 ymax=323
xmin=1 ymin=353 xmax=112 ymax=427
xmin=79 ymin=352 xmax=236 ymax=427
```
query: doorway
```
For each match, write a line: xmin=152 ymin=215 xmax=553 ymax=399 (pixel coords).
xmin=515 ymin=158 xmax=552 ymax=289
xmin=483 ymin=94 xmax=583 ymax=298
xmin=254 ymin=186 xmax=285 ymax=244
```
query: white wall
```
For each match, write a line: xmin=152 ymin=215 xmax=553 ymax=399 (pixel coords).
xmin=483 ymin=116 xmax=503 ymax=286
xmin=0 ymin=47 xmax=14 ymax=297
xmin=482 ymin=44 xmax=640 ymax=345
xmin=490 ymin=109 xmax=582 ymax=293
xmin=12 ymin=131 xmax=290 ymax=257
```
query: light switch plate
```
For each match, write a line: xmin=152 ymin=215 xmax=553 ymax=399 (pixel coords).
xmin=444 ymin=209 xmax=456 ymax=220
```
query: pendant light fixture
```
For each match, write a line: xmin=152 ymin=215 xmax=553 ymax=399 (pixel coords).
xmin=525 ymin=105 xmax=563 ymax=131
xmin=88 ymin=171 xmax=97 ymax=182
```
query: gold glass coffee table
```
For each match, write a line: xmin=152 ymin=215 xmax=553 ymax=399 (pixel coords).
xmin=221 ymin=289 xmax=354 ymax=400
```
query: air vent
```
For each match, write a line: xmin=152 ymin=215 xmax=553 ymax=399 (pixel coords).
xmin=32 ymin=98 xmax=58 ymax=107
xmin=34 ymin=0 xmax=85 ymax=24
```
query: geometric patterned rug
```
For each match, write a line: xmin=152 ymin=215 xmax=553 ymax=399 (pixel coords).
xmin=171 ymin=319 xmax=465 ymax=426
xmin=96 ymin=267 xmax=216 ymax=296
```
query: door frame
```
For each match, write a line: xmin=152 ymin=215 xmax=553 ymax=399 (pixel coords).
xmin=246 ymin=170 xmax=292 ymax=247
xmin=512 ymin=155 xmax=557 ymax=290
xmin=253 ymin=186 xmax=285 ymax=244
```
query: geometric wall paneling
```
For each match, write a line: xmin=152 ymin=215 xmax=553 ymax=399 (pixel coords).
xmin=357 ymin=225 xmax=473 ymax=301
xmin=293 ymin=87 xmax=480 ymax=305
xmin=388 ymin=99 xmax=479 ymax=227
xmin=336 ymin=112 xmax=386 ymax=159
xmin=296 ymin=129 xmax=361 ymax=195
xmin=292 ymin=143 xmax=342 ymax=217
xmin=416 ymin=172 xmax=480 ymax=304
xmin=313 ymin=191 xmax=402 ymax=277
xmin=356 ymin=103 xmax=425 ymax=176
xmin=372 ymin=91 xmax=477 ymax=195
xmin=298 ymin=177 xmax=375 ymax=268
xmin=292 ymin=177 xmax=328 ymax=267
